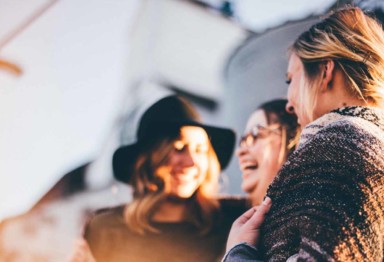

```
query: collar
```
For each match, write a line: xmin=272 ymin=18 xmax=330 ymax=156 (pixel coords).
xmin=298 ymin=106 xmax=384 ymax=149
xmin=331 ymin=106 xmax=384 ymax=130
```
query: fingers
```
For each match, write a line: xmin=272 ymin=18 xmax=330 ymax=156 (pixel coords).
xmin=233 ymin=206 xmax=258 ymax=226
xmin=226 ymin=197 xmax=272 ymax=251
xmin=245 ymin=197 xmax=272 ymax=230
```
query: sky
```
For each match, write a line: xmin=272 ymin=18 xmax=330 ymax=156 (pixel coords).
xmin=202 ymin=0 xmax=335 ymax=32
xmin=233 ymin=0 xmax=335 ymax=32
xmin=0 ymin=0 xmax=336 ymax=220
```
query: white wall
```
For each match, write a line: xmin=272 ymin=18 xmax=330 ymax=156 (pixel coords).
xmin=0 ymin=0 xmax=140 ymax=220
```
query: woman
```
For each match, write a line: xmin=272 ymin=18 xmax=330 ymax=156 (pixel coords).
xmin=237 ymin=99 xmax=299 ymax=206
xmin=84 ymin=95 xmax=249 ymax=262
xmin=225 ymin=7 xmax=384 ymax=261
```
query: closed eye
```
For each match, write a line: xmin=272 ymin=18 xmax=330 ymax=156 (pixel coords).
xmin=174 ymin=141 xmax=186 ymax=152
xmin=195 ymin=145 xmax=208 ymax=154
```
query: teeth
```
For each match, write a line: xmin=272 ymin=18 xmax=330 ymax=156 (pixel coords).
xmin=244 ymin=165 xmax=258 ymax=170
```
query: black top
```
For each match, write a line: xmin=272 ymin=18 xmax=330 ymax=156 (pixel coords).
xmin=85 ymin=197 xmax=249 ymax=262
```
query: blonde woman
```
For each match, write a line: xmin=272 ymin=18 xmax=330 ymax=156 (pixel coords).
xmin=84 ymin=95 xmax=248 ymax=262
xmin=226 ymin=7 xmax=384 ymax=261
xmin=237 ymin=99 xmax=299 ymax=206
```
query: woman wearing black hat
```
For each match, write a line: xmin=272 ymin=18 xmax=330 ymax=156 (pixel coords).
xmin=83 ymin=95 xmax=249 ymax=262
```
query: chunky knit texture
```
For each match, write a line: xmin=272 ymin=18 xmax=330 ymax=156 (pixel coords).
xmin=260 ymin=107 xmax=384 ymax=261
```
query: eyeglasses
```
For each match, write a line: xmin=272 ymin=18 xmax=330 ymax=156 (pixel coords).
xmin=239 ymin=124 xmax=281 ymax=148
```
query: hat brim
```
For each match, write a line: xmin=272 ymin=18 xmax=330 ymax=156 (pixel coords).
xmin=113 ymin=121 xmax=235 ymax=183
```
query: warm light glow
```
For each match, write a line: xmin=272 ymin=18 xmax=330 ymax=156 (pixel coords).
xmin=157 ymin=126 xmax=210 ymax=199
xmin=0 ymin=58 xmax=22 ymax=76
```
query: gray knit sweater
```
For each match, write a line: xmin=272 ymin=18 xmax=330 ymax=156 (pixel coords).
xmin=261 ymin=106 xmax=384 ymax=261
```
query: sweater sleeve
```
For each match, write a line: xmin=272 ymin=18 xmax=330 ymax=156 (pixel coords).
xmin=260 ymin=122 xmax=384 ymax=261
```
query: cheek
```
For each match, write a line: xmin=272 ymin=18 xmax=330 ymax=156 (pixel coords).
xmin=287 ymin=85 xmax=298 ymax=106
xmin=252 ymin=139 xmax=281 ymax=162
xmin=248 ymin=142 xmax=265 ymax=159
xmin=194 ymin=155 xmax=209 ymax=173
xmin=165 ymin=152 xmax=176 ymax=166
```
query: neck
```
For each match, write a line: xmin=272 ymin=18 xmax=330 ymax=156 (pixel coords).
xmin=315 ymin=70 xmax=373 ymax=119
xmin=152 ymin=198 xmax=189 ymax=223
xmin=249 ymin=190 xmax=263 ymax=206
xmin=329 ymin=96 xmax=369 ymax=111
xmin=249 ymin=181 xmax=272 ymax=206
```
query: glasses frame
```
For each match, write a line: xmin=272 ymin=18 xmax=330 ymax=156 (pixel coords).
xmin=239 ymin=124 xmax=281 ymax=148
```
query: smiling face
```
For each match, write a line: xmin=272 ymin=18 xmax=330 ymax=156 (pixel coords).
xmin=155 ymin=126 xmax=210 ymax=199
xmin=286 ymin=53 xmax=311 ymax=127
xmin=236 ymin=110 xmax=283 ymax=205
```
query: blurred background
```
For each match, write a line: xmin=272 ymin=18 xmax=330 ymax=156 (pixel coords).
xmin=1 ymin=0 xmax=383 ymax=260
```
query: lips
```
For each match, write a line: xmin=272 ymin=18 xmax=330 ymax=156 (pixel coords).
xmin=173 ymin=174 xmax=192 ymax=182
xmin=243 ymin=164 xmax=258 ymax=171
xmin=239 ymin=158 xmax=259 ymax=172
xmin=171 ymin=170 xmax=198 ymax=183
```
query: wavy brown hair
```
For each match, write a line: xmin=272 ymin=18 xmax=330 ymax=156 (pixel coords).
xmin=291 ymin=6 xmax=384 ymax=121
xmin=124 ymin=130 xmax=221 ymax=235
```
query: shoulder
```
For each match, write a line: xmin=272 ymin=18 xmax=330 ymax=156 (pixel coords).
xmin=85 ymin=205 xmax=126 ymax=235
xmin=292 ymin=116 xmax=384 ymax=169
xmin=300 ymin=111 xmax=384 ymax=151
xmin=269 ymin=113 xmax=384 ymax=203
xmin=320 ymin=115 xmax=383 ymax=141
xmin=94 ymin=205 xmax=124 ymax=220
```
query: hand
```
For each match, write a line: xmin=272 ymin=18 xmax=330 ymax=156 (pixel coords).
xmin=226 ymin=197 xmax=272 ymax=252
xmin=67 ymin=238 xmax=96 ymax=262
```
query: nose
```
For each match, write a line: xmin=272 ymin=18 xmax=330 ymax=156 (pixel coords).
xmin=236 ymin=145 xmax=248 ymax=157
xmin=285 ymin=102 xmax=295 ymax=114
xmin=179 ymin=148 xmax=195 ymax=167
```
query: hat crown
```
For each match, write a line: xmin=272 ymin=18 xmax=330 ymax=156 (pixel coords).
xmin=137 ymin=96 xmax=199 ymax=140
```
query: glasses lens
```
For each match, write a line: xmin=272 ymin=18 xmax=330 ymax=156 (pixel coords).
xmin=239 ymin=133 xmax=255 ymax=147
xmin=239 ymin=125 xmax=281 ymax=147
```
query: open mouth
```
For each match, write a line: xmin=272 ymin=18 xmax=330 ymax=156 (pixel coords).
xmin=243 ymin=164 xmax=258 ymax=171
xmin=173 ymin=174 xmax=191 ymax=181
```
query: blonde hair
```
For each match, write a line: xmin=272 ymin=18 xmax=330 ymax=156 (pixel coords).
xmin=124 ymin=132 xmax=220 ymax=235
xmin=291 ymin=6 xmax=384 ymax=121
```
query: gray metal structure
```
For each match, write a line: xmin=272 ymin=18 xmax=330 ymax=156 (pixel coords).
xmin=221 ymin=18 xmax=318 ymax=194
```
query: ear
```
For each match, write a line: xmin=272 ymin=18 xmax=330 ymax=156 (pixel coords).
xmin=320 ymin=60 xmax=335 ymax=92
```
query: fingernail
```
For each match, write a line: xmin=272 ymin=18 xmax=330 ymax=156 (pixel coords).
xmin=262 ymin=196 xmax=271 ymax=206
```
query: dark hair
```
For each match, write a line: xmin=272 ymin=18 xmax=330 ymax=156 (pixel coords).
xmin=258 ymin=99 xmax=300 ymax=157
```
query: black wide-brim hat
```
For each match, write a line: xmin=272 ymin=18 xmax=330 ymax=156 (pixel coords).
xmin=113 ymin=95 xmax=236 ymax=183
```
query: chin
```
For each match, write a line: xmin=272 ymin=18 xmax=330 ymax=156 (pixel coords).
xmin=170 ymin=188 xmax=196 ymax=199
xmin=241 ymin=181 xmax=256 ymax=195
